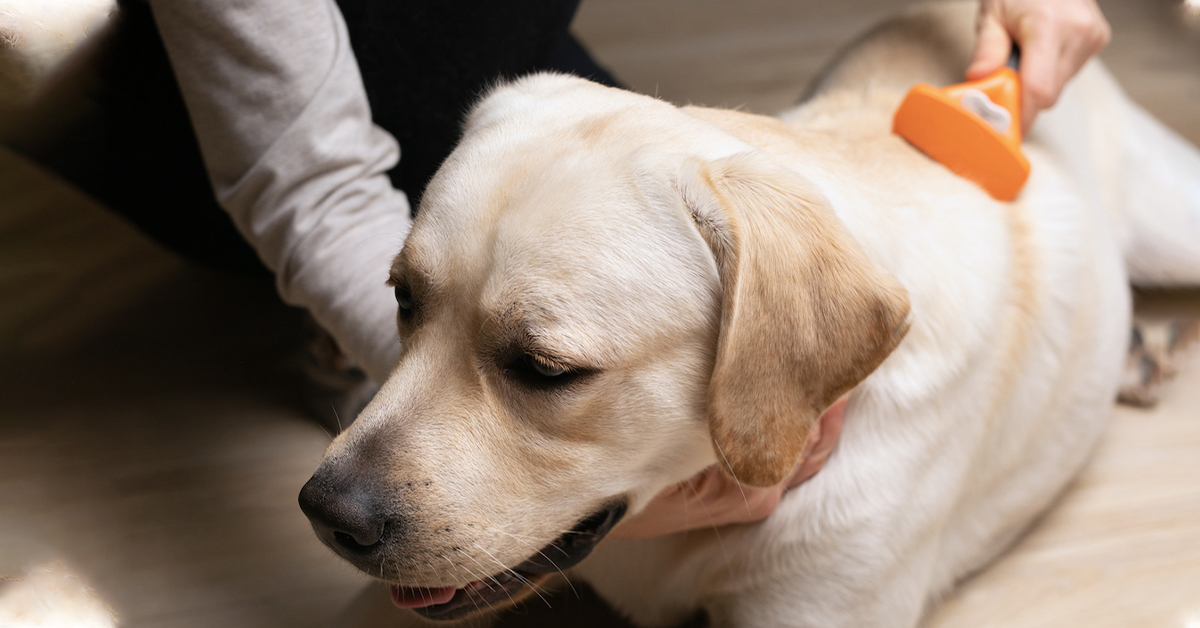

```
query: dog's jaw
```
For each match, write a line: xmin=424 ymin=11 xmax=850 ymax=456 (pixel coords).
xmin=384 ymin=502 xmax=627 ymax=620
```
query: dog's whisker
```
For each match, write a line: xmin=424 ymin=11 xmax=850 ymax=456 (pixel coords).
xmin=439 ymin=554 xmax=476 ymax=587
xmin=467 ymin=585 xmax=489 ymax=615
xmin=494 ymin=528 xmax=578 ymax=598
xmin=455 ymin=564 xmax=497 ymax=615
xmin=473 ymin=539 xmax=557 ymax=606
xmin=465 ymin=561 xmax=497 ymax=589
xmin=470 ymin=543 xmax=529 ymax=608
xmin=451 ymin=550 xmax=489 ymax=584
xmin=712 ymin=440 xmax=753 ymax=517
xmin=683 ymin=474 xmax=735 ymax=571
xmin=329 ymin=403 xmax=344 ymax=434
xmin=495 ymin=528 xmax=564 ymax=559
xmin=505 ymin=567 xmax=555 ymax=608
xmin=455 ymin=547 xmax=505 ymax=591
xmin=492 ymin=529 xmax=542 ymax=543
xmin=450 ymin=555 xmax=498 ymax=615
xmin=425 ymin=559 xmax=440 ymax=586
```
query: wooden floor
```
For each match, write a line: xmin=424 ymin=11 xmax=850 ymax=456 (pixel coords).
xmin=1 ymin=1 xmax=1199 ymax=627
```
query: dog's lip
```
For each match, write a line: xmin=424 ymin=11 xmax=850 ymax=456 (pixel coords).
xmin=392 ymin=501 xmax=627 ymax=619
xmin=512 ymin=500 xmax=627 ymax=574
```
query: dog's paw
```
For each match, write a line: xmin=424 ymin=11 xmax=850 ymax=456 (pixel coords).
xmin=1118 ymin=317 xmax=1200 ymax=407
xmin=0 ymin=561 xmax=118 ymax=628
xmin=297 ymin=314 xmax=379 ymax=434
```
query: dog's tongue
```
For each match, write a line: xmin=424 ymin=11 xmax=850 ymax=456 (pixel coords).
xmin=390 ymin=585 xmax=457 ymax=609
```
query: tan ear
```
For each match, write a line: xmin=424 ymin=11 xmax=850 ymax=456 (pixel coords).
xmin=677 ymin=152 xmax=911 ymax=487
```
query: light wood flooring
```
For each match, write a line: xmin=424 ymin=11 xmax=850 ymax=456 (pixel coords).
xmin=1 ymin=1 xmax=1199 ymax=627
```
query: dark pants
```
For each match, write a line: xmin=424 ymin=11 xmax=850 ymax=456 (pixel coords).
xmin=10 ymin=0 xmax=618 ymax=274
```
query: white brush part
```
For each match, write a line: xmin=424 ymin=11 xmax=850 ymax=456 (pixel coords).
xmin=959 ymin=89 xmax=1012 ymax=134
xmin=0 ymin=561 xmax=119 ymax=628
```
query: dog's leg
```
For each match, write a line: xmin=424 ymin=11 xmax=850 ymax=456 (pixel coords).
xmin=1073 ymin=63 xmax=1200 ymax=403
xmin=699 ymin=536 xmax=940 ymax=628
xmin=1094 ymin=66 xmax=1200 ymax=287
xmin=1118 ymin=316 xmax=1200 ymax=407
xmin=298 ymin=313 xmax=380 ymax=433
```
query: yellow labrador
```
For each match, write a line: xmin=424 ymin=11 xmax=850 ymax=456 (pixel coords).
xmin=301 ymin=3 xmax=1200 ymax=626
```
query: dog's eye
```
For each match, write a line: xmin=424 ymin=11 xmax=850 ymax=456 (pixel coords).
xmin=529 ymin=355 xmax=567 ymax=378
xmin=507 ymin=353 xmax=580 ymax=387
xmin=394 ymin=285 xmax=413 ymax=317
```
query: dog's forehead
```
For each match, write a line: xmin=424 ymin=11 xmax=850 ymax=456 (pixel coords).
xmin=407 ymin=138 xmax=645 ymax=283
xmin=464 ymin=73 xmax=672 ymax=139
xmin=414 ymin=153 xmax=712 ymax=339
xmin=409 ymin=73 xmax=741 ymax=250
xmin=398 ymin=76 xmax=723 ymax=349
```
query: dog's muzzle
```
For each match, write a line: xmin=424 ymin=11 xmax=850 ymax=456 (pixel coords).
xmin=299 ymin=458 xmax=627 ymax=621
xmin=513 ymin=501 xmax=627 ymax=573
xmin=401 ymin=501 xmax=627 ymax=621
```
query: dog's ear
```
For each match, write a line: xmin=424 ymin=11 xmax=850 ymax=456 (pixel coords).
xmin=677 ymin=152 xmax=911 ymax=487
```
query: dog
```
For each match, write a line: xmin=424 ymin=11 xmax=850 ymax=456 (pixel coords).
xmin=299 ymin=3 xmax=1200 ymax=626
xmin=1118 ymin=315 xmax=1200 ymax=407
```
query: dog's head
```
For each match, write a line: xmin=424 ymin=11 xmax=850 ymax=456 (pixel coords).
xmin=299 ymin=74 xmax=909 ymax=619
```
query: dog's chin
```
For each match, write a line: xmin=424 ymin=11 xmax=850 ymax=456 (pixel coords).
xmin=390 ymin=571 xmax=549 ymax=621
xmin=388 ymin=501 xmax=627 ymax=621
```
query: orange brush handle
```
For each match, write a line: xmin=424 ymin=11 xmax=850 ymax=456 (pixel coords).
xmin=893 ymin=66 xmax=1031 ymax=201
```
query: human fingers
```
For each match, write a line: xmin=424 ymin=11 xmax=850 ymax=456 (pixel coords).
xmin=1005 ymin=0 xmax=1111 ymax=131
xmin=1015 ymin=12 xmax=1063 ymax=133
xmin=966 ymin=8 xmax=1013 ymax=80
xmin=785 ymin=396 xmax=847 ymax=489
xmin=611 ymin=467 xmax=784 ymax=539
xmin=677 ymin=466 xmax=784 ymax=524
xmin=613 ymin=395 xmax=849 ymax=539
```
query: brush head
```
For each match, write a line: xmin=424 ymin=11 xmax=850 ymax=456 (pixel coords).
xmin=893 ymin=67 xmax=1030 ymax=201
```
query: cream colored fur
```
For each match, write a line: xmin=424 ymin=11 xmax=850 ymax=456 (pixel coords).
xmin=320 ymin=2 xmax=1200 ymax=626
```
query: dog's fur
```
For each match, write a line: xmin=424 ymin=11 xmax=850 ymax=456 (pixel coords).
xmin=311 ymin=3 xmax=1200 ymax=626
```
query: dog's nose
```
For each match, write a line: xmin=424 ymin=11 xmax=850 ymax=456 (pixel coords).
xmin=298 ymin=471 xmax=388 ymax=552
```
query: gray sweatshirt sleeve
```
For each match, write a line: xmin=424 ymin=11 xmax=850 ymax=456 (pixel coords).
xmin=149 ymin=0 xmax=408 ymax=382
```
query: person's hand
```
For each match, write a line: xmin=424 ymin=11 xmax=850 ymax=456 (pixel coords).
xmin=966 ymin=0 xmax=1111 ymax=133
xmin=612 ymin=397 xmax=847 ymax=539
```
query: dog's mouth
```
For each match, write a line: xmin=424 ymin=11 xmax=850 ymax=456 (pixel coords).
xmin=391 ymin=501 xmax=627 ymax=620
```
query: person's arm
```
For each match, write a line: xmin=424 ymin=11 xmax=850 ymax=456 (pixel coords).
xmin=148 ymin=0 xmax=409 ymax=383
xmin=966 ymin=0 xmax=1112 ymax=133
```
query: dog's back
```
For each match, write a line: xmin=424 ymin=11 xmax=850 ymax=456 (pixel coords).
xmin=801 ymin=1 xmax=1200 ymax=289
xmin=580 ymin=4 xmax=1200 ymax=627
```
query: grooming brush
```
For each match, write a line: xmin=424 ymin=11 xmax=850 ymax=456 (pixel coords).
xmin=892 ymin=49 xmax=1029 ymax=201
